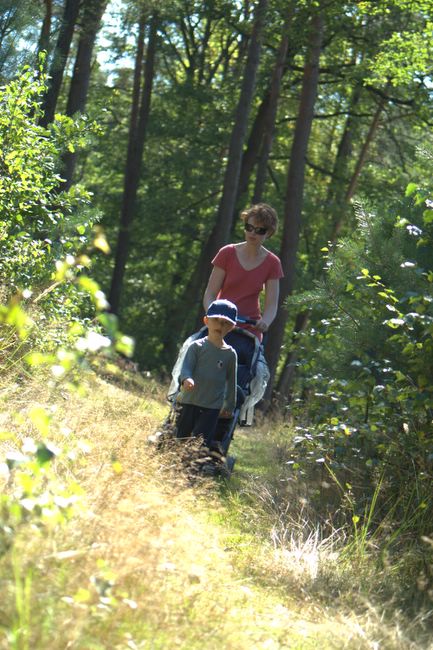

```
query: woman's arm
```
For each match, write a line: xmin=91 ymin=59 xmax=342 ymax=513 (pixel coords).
xmin=203 ymin=266 xmax=226 ymax=311
xmin=256 ymin=278 xmax=280 ymax=332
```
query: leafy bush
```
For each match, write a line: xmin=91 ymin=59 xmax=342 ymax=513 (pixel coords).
xmin=0 ymin=66 xmax=92 ymax=289
xmin=0 ymin=66 xmax=131 ymax=360
xmin=286 ymin=182 xmax=433 ymax=543
xmin=0 ymin=65 xmax=135 ymax=645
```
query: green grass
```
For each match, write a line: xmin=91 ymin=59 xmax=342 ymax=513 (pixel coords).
xmin=1 ymin=372 xmax=433 ymax=649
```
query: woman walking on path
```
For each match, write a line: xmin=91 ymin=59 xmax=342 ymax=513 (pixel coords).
xmin=203 ymin=203 xmax=283 ymax=344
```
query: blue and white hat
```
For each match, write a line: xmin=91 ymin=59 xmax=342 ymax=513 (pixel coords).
xmin=206 ymin=299 xmax=238 ymax=325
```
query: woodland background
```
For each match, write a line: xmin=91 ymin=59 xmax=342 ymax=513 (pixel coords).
xmin=1 ymin=0 xmax=433 ymax=642
xmin=3 ymin=0 xmax=433 ymax=375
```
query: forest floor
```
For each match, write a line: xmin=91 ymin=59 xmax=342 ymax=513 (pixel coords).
xmin=1 ymin=369 xmax=430 ymax=649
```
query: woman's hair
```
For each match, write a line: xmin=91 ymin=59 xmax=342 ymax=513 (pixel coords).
xmin=240 ymin=203 xmax=278 ymax=236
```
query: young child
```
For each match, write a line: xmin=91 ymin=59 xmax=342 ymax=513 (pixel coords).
xmin=176 ymin=299 xmax=238 ymax=449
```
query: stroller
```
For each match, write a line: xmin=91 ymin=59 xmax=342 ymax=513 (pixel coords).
xmin=162 ymin=316 xmax=270 ymax=477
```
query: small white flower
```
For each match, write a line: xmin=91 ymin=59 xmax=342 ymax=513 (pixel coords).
xmin=86 ymin=331 xmax=111 ymax=352
xmin=406 ymin=225 xmax=422 ymax=236
xmin=400 ymin=261 xmax=416 ymax=268
xmin=95 ymin=291 xmax=109 ymax=309
xmin=76 ymin=331 xmax=111 ymax=352
xmin=52 ymin=365 xmax=66 ymax=377
xmin=22 ymin=437 xmax=37 ymax=453
xmin=0 ymin=462 xmax=10 ymax=481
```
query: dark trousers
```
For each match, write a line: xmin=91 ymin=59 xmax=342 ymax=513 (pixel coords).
xmin=176 ymin=403 xmax=220 ymax=447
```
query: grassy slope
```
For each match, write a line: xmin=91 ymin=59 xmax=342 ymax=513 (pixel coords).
xmin=0 ymin=371 xmax=430 ymax=649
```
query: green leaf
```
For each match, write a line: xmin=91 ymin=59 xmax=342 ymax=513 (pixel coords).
xmin=405 ymin=182 xmax=418 ymax=197
xmin=29 ymin=406 xmax=50 ymax=436
xmin=423 ymin=210 xmax=433 ymax=224
xmin=385 ymin=318 xmax=405 ymax=328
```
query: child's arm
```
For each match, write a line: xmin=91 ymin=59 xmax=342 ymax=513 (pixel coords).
xmin=179 ymin=343 xmax=198 ymax=391
xmin=182 ymin=377 xmax=195 ymax=391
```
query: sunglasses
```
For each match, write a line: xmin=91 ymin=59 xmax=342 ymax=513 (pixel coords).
xmin=244 ymin=223 xmax=267 ymax=235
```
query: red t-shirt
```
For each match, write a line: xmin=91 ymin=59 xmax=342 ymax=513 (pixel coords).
xmin=212 ymin=244 xmax=284 ymax=339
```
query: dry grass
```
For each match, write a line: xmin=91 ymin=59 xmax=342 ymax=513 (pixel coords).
xmin=0 ymin=370 xmax=432 ymax=649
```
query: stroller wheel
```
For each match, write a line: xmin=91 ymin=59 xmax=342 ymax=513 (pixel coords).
xmin=218 ymin=455 xmax=235 ymax=479
xmin=226 ymin=456 xmax=236 ymax=473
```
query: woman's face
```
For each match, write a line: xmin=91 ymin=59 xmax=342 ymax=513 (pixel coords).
xmin=244 ymin=217 xmax=268 ymax=243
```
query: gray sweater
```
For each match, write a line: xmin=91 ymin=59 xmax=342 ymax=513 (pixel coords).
xmin=179 ymin=337 xmax=237 ymax=412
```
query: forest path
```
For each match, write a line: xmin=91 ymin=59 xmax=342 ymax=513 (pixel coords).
xmin=4 ymin=373 xmax=397 ymax=649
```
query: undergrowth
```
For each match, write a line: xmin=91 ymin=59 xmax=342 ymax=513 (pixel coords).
xmin=2 ymin=369 xmax=432 ymax=649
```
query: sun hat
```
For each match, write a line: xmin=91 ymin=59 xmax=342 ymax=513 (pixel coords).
xmin=206 ymin=299 xmax=238 ymax=325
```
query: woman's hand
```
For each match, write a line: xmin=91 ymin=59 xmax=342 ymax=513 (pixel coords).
xmin=219 ymin=409 xmax=233 ymax=418
xmin=255 ymin=319 xmax=269 ymax=333
xmin=260 ymin=278 xmax=279 ymax=331
xmin=182 ymin=378 xmax=195 ymax=391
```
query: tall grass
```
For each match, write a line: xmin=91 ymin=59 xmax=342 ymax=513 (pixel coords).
xmin=224 ymin=419 xmax=433 ymax=648
xmin=1 ymin=369 xmax=433 ymax=649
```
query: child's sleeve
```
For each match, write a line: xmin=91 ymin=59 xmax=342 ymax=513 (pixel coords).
xmin=179 ymin=342 xmax=198 ymax=384
xmin=222 ymin=349 xmax=238 ymax=413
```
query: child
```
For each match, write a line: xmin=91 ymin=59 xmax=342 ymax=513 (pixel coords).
xmin=176 ymin=299 xmax=238 ymax=449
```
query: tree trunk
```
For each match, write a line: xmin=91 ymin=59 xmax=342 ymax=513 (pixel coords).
xmin=108 ymin=14 xmax=158 ymax=315
xmin=344 ymin=96 xmax=387 ymax=203
xmin=36 ymin=0 xmax=53 ymax=67
xmin=0 ymin=8 xmax=15 ymax=56
xmin=176 ymin=0 xmax=268 ymax=334
xmin=61 ymin=0 xmax=108 ymax=190
xmin=236 ymin=90 xmax=271 ymax=207
xmin=275 ymin=83 xmax=360 ymax=403
xmin=39 ymin=0 xmax=82 ymax=127
xmin=264 ymin=10 xmax=324 ymax=406
xmin=253 ymin=6 xmax=292 ymax=202
xmin=279 ymin=85 xmax=386 ymax=404
xmin=324 ymin=82 xmax=362 ymax=238
xmin=330 ymin=90 xmax=388 ymax=239
xmin=274 ymin=310 xmax=309 ymax=405
xmin=232 ymin=7 xmax=293 ymax=224
xmin=208 ymin=0 xmax=267 ymax=254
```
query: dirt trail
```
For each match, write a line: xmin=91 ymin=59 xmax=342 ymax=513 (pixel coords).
xmin=51 ymin=375 xmax=387 ymax=650
xmin=1 ymin=374 xmax=410 ymax=649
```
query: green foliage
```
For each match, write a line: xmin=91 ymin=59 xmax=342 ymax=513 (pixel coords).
xmin=287 ymin=178 xmax=433 ymax=543
xmin=366 ymin=23 xmax=433 ymax=86
xmin=0 ymin=0 xmax=41 ymax=80
xmin=0 ymin=65 xmax=136 ymax=645
xmin=0 ymin=67 xmax=92 ymax=298
xmin=0 ymin=66 xmax=134 ymax=362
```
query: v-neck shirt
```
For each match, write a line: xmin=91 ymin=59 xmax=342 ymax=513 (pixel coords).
xmin=212 ymin=244 xmax=283 ymax=334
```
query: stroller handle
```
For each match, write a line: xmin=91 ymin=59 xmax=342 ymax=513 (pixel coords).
xmin=236 ymin=315 xmax=257 ymax=325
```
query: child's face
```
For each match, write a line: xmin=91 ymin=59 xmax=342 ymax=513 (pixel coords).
xmin=206 ymin=317 xmax=234 ymax=337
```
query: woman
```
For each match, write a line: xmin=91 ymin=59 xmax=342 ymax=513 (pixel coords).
xmin=203 ymin=203 xmax=283 ymax=343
